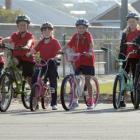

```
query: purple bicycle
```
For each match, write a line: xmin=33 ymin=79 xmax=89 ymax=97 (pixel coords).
xmin=30 ymin=59 xmax=54 ymax=111
xmin=60 ymin=50 xmax=99 ymax=111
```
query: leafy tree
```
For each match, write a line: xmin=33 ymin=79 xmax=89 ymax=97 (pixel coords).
xmin=0 ymin=8 xmax=22 ymax=23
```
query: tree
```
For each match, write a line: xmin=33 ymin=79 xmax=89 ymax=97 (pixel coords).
xmin=0 ymin=8 xmax=22 ymax=23
xmin=5 ymin=0 xmax=12 ymax=9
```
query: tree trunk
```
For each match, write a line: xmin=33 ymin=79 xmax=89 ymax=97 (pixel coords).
xmin=5 ymin=0 xmax=12 ymax=9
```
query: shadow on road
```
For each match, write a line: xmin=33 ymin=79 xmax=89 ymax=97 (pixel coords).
xmin=66 ymin=106 xmax=137 ymax=114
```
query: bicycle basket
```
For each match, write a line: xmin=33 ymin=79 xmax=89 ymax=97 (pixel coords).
xmin=65 ymin=49 xmax=80 ymax=62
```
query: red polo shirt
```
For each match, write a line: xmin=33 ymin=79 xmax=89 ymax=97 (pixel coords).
xmin=126 ymin=29 xmax=140 ymax=58
xmin=35 ymin=37 xmax=61 ymax=60
xmin=67 ymin=31 xmax=95 ymax=68
xmin=10 ymin=32 xmax=35 ymax=62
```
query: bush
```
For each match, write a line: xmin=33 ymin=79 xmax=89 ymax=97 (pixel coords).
xmin=0 ymin=8 xmax=22 ymax=23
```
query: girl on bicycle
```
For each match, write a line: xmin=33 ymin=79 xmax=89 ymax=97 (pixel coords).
xmin=28 ymin=22 xmax=61 ymax=110
xmin=9 ymin=15 xmax=35 ymax=86
xmin=119 ymin=12 xmax=140 ymax=107
xmin=67 ymin=18 xmax=96 ymax=110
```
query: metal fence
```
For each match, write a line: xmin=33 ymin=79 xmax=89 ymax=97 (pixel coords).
xmin=0 ymin=23 xmax=121 ymax=76
xmin=58 ymin=38 xmax=120 ymax=77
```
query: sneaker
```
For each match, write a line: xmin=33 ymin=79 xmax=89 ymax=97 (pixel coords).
xmin=86 ymin=97 xmax=95 ymax=110
xmin=87 ymin=97 xmax=94 ymax=106
xmin=87 ymin=105 xmax=94 ymax=110
xmin=69 ymin=101 xmax=79 ymax=110
xmin=52 ymin=105 xmax=58 ymax=110
xmin=120 ymin=101 xmax=126 ymax=107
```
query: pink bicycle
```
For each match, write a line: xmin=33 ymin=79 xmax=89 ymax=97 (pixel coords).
xmin=30 ymin=59 xmax=54 ymax=111
xmin=60 ymin=51 xmax=99 ymax=111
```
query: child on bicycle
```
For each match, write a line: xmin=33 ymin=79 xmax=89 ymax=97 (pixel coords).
xmin=27 ymin=21 xmax=61 ymax=110
xmin=119 ymin=12 xmax=140 ymax=107
xmin=9 ymin=15 xmax=35 ymax=86
xmin=67 ymin=18 xmax=96 ymax=110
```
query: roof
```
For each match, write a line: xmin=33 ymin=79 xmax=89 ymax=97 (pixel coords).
xmin=90 ymin=0 xmax=140 ymax=25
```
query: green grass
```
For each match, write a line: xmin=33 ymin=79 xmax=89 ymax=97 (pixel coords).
xmin=99 ymin=82 xmax=113 ymax=95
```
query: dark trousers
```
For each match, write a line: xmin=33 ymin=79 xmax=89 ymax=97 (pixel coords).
xmin=32 ymin=60 xmax=58 ymax=106
xmin=123 ymin=58 xmax=139 ymax=79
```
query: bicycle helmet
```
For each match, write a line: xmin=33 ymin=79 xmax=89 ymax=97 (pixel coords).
xmin=126 ymin=12 xmax=139 ymax=21
xmin=75 ymin=18 xmax=89 ymax=27
xmin=16 ymin=15 xmax=30 ymax=24
xmin=40 ymin=22 xmax=54 ymax=31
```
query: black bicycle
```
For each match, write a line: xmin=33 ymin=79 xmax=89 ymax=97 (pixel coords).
xmin=126 ymin=42 xmax=140 ymax=109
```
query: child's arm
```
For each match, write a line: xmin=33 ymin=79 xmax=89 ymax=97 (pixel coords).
xmin=87 ymin=42 xmax=94 ymax=56
xmin=22 ymin=39 xmax=34 ymax=49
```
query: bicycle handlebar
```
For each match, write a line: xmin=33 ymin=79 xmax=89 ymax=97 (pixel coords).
xmin=35 ymin=58 xmax=55 ymax=67
xmin=2 ymin=43 xmax=29 ymax=51
xmin=63 ymin=48 xmax=90 ymax=62
xmin=101 ymin=47 xmax=137 ymax=62
xmin=125 ymin=42 xmax=140 ymax=48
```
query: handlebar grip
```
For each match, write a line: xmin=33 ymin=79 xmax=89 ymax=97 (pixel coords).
xmin=101 ymin=47 xmax=108 ymax=51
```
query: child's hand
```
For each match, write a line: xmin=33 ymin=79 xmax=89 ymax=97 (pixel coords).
xmin=26 ymin=52 xmax=32 ymax=57
xmin=35 ymin=52 xmax=41 ymax=63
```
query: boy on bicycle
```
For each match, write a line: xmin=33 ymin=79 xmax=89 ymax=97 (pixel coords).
xmin=27 ymin=21 xmax=61 ymax=110
xmin=9 ymin=15 xmax=35 ymax=86
xmin=67 ymin=18 xmax=96 ymax=110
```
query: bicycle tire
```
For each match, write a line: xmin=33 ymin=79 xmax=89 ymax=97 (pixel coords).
xmin=60 ymin=75 xmax=74 ymax=111
xmin=0 ymin=73 xmax=13 ymax=112
xmin=113 ymin=75 xmax=123 ymax=109
xmin=84 ymin=76 xmax=99 ymax=108
xmin=21 ymin=80 xmax=31 ymax=109
xmin=134 ymin=74 xmax=140 ymax=109
xmin=30 ymin=84 xmax=40 ymax=111
xmin=41 ymin=89 xmax=51 ymax=109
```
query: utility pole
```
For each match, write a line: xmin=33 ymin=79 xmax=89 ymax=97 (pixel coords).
xmin=5 ymin=0 xmax=12 ymax=9
xmin=120 ymin=0 xmax=128 ymax=30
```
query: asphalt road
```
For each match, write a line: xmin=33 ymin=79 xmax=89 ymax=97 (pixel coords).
xmin=0 ymin=102 xmax=140 ymax=140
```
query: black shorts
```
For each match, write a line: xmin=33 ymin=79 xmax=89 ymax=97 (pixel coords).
xmin=18 ymin=60 xmax=34 ymax=78
xmin=75 ymin=65 xmax=95 ymax=75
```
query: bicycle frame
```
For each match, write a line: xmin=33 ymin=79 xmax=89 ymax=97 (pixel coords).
xmin=34 ymin=66 xmax=47 ymax=98
xmin=118 ymin=62 xmax=134 ymax=93
xmin=3 ymin=47 xmax=23 ymax=94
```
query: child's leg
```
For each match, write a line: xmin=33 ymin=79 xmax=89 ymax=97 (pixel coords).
xmin=85 ymin=75 xmax=92 ymax=97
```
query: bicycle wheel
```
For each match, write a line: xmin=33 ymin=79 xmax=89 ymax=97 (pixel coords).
xmin=60 ymin=75 xmax=74 ymax=111
xmin=21 ymin=80 xmax=31 ymax=109
xmin=41 ymin=87 xmax=51 ymax=109
xmin=113 ymin=75 xmax=123 ymax=109
xmin=0 ymin=73 xmax=13 ymax=112
xmin=134 ymin=74 xmax=140 ymax=109
xmin=30 ymin=84 xmax=40 ymax=111
xmin=84 ymin=76 xmax=99 ymax=108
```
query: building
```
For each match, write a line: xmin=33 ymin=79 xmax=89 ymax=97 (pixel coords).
xmin=90 ymin=0 xmax=140 ymax=27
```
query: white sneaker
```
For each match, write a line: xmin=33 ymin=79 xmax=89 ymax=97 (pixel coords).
xmin=86 ymin=103 xmax=96 ymax=110
xmin=86 ymin=105 xmax=94 ymax=110
xmin=52 ymin=105 xmax=58 ymax=110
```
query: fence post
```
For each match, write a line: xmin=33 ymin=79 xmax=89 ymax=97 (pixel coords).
xmin=62 ymin=33 xmax=66 ymax=77
xmin=103 ymin=43 xmax=112 ymax=74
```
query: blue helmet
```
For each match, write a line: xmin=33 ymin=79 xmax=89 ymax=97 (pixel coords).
xmin=126 ymin=12 xmax=139 ymax=21
xmin=75 ymin=18 xmax=89 ymax=27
